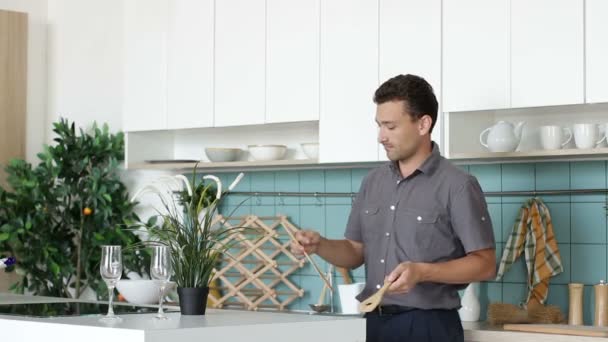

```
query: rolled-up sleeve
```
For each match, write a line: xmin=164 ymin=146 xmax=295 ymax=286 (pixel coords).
xmin=449 ymin=176 xmax=496 ymax=253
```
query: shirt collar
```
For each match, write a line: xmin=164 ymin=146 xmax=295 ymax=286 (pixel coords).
xmin=417 ymin=141 xmax=441 ymax=175
xmin=388 ymin=141 xmax=441 ymax=178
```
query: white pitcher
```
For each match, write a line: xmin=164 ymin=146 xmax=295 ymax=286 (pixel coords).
xmin=458 ymin=282 xmax=480 ymax=322
xmin=479 ymin=121 xmax=526 ymax=152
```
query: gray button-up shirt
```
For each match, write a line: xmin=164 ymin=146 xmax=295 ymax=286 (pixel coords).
xmin=345 ymin=142 xmax=495 ymax=310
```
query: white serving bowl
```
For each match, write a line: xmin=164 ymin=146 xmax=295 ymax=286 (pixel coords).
xmin=116 ymin=280 xmax=175 ymax=305
xmin=300 ymin=142 xmax=319 ymax=159
xmin=248 ymin=145 xmax=287 ymax=161
xmin=205 ymin=147 xmax=241 ymax=162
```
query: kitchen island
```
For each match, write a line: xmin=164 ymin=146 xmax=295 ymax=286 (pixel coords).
xmin=1 ymin=293 xmax=606 ymax=342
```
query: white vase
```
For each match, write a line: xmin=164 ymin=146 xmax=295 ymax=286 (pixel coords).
xmin=458 ymin=282 xmax=480 ymax=322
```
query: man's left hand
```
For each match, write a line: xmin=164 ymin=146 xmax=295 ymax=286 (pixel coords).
xmin=386 ymin=262 xmax=423 ymax=294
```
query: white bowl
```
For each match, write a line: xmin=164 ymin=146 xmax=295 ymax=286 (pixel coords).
xmin=300 ymin=142 xmax=319 ymax=159
xmin=248 ymin=145 xmax=287 ymax=161
xmin=205 ymin=147 xmax=241 ymax=162
xmin=116 ymin=280 xmax=175 ymax=305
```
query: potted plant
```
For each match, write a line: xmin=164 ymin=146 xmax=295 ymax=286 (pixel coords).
xmin=131 ymin=168 xmax=246 ymax=315
xmin=0 ymin=119 xmax=148 ymax=299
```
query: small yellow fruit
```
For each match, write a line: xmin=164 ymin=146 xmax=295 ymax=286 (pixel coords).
xmin=83 ymin=207 xmax=93 ymax=216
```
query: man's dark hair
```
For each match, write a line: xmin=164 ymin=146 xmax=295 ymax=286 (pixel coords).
xmin=373 ymin=74 xmax=438 ymax=133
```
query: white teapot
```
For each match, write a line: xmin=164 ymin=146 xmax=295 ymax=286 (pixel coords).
xmin=479 ymin=121 xmax=526 ymax=152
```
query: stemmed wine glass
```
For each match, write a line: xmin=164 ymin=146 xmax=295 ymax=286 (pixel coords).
xmin=99 ymin=245 xmax=123 ymax=323
xmin=151 ymin=245 xmax=172 ymax=320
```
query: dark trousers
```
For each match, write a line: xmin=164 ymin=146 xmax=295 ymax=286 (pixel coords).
xmin=365 ymin=308 xmax=464 ymax=342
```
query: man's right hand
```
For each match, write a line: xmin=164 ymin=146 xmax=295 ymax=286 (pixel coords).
xmin=290 ymin=230 xmax=322 ymax=255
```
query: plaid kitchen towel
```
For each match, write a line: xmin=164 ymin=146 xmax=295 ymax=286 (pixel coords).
xmin=496 ymin=197 xmax=563 ymax=305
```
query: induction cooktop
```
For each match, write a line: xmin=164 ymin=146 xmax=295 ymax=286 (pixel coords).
xmin=0 ymin=301 xmax=178 ymax=318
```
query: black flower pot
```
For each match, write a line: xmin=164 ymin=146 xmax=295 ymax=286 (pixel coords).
xmin=177 ymin=287 xmax=209 ymax=315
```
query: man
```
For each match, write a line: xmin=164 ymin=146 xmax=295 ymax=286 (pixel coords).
xmin=292 ymin=74 xmax=496 ymax=342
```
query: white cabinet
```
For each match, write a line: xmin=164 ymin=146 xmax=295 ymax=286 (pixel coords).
xmin=214 ymin=0 xmax=266 ymax=127
xmin=167 ymin=0 xmax=214 ymax=130
xmin=511 ymin=0 xmax=584 ymax=108
xmin=378 ymin=0 xmax=441 ymax=159
xmin=266 ymin=0 xmax=320 ymax=124
xmin=586 ymin=0 xmax=608 ymax=104
xmin=319 ymin=0 xmax=378 ymax=163
xmin=123 ymin=0 xmax=168 ymax=132
xmin=443 ymin=0 xmax=509 ymax=112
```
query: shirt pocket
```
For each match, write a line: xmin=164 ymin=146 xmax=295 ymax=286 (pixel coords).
xmin=361 ymin=207 xmax=381 ymax=242
xmin=396 ymin=209 xmax=446 ymax=262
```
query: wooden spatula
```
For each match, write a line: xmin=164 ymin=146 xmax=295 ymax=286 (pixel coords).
xmin=358 ymin=280 xmax=392 ymax=313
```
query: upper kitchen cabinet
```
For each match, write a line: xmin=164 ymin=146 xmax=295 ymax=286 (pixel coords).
xmin=443 ymin=0 xmax=509 ymax=112
xmin=511 ymin=0 xmax=584 ymax=108
xmin=215 ymin=0 xmax=265 ymax=127
xmin=123 ymin=0 xmax=168 ymax=132
xmin=379 ymin=0 xmax=441 ymax=159
xmin=320 ymin=0 xmax=378 ymax=163
xmin=167 ymin=0 xmax=214 ymax=130
xmin=586 ymin=0 xmax=608 ymax=104
xmin=266 ymin=0 xmax=320 ymax=123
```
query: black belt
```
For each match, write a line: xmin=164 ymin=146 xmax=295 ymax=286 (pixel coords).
xmin=369 ymin=305 xmax=418 ymax=316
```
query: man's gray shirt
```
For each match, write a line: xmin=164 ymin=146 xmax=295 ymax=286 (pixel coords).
xmin=345 ymin=142 xmax=495 ymax=310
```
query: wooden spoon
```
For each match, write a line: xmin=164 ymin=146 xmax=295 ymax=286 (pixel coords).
xmin=358 ymin=280 xmax=392 ymax=313
xmin=284 ymin=226 xmax=333 ymax=291
xmin=309 ymin=283 xmax=330 ymax=313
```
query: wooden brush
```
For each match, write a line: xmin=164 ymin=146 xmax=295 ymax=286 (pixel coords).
xmin=487 ymin=302 xmax=566 ymax=325
xmin=487 ymin=303 xmax=530 ymax=325
xmin=527 ymin=304 xmax=566 ymax=324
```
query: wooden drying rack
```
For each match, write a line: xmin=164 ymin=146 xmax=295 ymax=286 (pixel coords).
xmin=207 ymin=214 xmax=309 ymax=311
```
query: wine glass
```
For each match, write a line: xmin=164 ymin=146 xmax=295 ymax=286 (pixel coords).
xmin=151 ymin=245 xmax=172 ymax=320
xmin=99 ymin=245 xmax=123 ymax=323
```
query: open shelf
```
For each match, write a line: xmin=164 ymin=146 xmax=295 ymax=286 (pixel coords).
xmin=125 ymin=121 xmax=321 ymax=170
xmin=450 ymin=147 xmax=608 ymax=163
xmin=129 ymin=158 xmax=320 ymax=171
xmin=445 ymin=103 xmax=608 ymax=163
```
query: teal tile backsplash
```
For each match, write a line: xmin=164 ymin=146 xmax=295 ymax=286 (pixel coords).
xmin=215 ymin=161 xmax=608 ymax=324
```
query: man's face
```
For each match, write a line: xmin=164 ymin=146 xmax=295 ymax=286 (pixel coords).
xmin=375 ymin=100 xmax=425 ymax=162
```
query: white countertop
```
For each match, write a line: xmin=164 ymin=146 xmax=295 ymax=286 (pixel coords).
xmin=1 ymin=293 xmax=606 ymax=342
xmin=0 ymin=293 xmax=365 ymax=342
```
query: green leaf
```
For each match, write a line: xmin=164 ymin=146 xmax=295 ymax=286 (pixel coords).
xmin=102 ymin=194 xmax=112 ymax=203
xmin=0 ymin=232 xmax=10 ymax=241
xmin=50 ymin=262 xmax=60 ymax=276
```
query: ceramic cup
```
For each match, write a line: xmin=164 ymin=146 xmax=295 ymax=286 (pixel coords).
xmin=540 ymin=125 xmax=572 ymax=150
xmin=573 ymin=123 xmax=603 ymax=149
xmin=338 ymin=282 xmax=365 ymax=314
xmin=599 ymin=123 xmax=608 ymax=147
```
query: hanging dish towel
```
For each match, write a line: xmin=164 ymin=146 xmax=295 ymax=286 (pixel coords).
xmin=496 ymin=197 xmax=563 ymax=305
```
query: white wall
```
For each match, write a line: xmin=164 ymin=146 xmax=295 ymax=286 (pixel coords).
xmin=47 ymin=0 xmax=124 ymax=133
xmin=0 ymin=0 xmax=47 ymax=163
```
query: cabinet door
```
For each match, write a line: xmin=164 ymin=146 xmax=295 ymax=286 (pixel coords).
xmin=215 ymin=0 xmax=265 ymax=127
xmin=443 ymin=0 xmax=509 ymax=112
xmin=586 ymin=0 xmax=608 ymax=104
xmin=320 ymin=0 xmax=378 ymax=163
xmin=511 ymin=0 xmax=584 ymax=108
xmin=378 ymin=0 xmax=441 ymax=159
xmin=167 ymin=0 xmax=214 ymax=129
xmin=266 ymin=0 xmax=320 ymax=123
xmin=123 ymin=0 xmax=168 ymax=132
